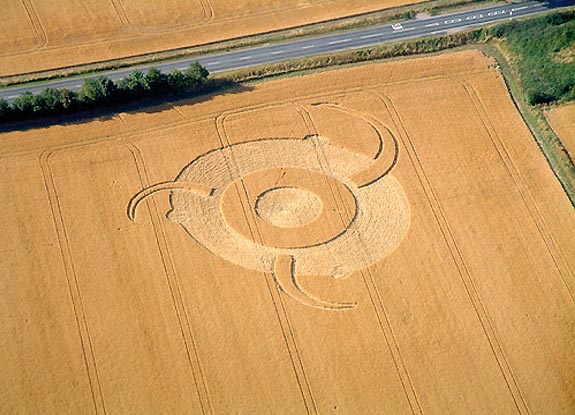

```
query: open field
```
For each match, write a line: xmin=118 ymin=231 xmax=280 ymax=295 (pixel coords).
xmin=0 ymin=0 xmax=426 ymax=77
xmin=546 ymin=103 xmax=575 ymax=160
xmin=1 ymin=50 xmax=575 ymax=414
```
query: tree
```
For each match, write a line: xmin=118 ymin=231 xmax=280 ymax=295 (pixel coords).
xmin=39 ymin=88 xmax=64 ymax=111
xmin=78 ymin=76 xmax=117 ymax=105
xmin=58 ymin=89 xmax=77 ymax=110
xmin=185 ymin=62 xmax=209 ymax=86
xmin=13 ymin=92 xmax=36 ymax=114
xmin=35 ymin=88 xmax=77 ymax=113
xmin=118 ymin=70 xmax=149 ymax=97
xmin=144 ymin=67 xmax=168 ymax=92
xmin=0 ymin=98 xmax=11 ymax=119
xmin=167 ymin=69 xmax=192 ymax=92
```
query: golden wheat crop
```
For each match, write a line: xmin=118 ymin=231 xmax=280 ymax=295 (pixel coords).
xmin=546 ymin=103 xmax=575 ymax=159
xmin=1 ymin=50 xmax=574 ymax=414
xmin=0 ymin=0 xmax=425 ymax=76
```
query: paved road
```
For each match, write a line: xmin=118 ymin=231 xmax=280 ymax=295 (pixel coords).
xmin=0 ymin=0 xmax=570 ymax=102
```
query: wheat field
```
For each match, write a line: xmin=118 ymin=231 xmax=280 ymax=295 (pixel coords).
xmin=546 ymin=103 xmax=575 ymax=160
xmin=1 ymin=50 xmax=574 ymax=414
xmin=0 ymin=0 xmax=425 ymax=76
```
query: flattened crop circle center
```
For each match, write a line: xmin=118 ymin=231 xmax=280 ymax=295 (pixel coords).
xmin=255 ymin=187 xmax=323 ymax=228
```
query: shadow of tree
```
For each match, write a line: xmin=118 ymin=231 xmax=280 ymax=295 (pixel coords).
xmin=0 ymin=79 xmax=253 ymax=133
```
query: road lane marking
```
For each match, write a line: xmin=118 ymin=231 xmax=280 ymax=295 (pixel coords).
xmin=488 ymin=10 xmax=506 ymax=16
xmin=270 ymin=50 xmax=284 ymax=55
xmin=7 ymin=95 xmax=17 ymax=99
xmin=301 ymin=45 xmax=315 ymax=49
xmin=238 ymin=56 xmax=252 ymax=60
xmin=445 ymin=18 xmax=462 ymax=24
xmin=205 ymin=61 xmax=221 ymax=66
xmin=512 ymin=6 xmax=528 ymax=11
xmin=328 ymin=38 xmax=352 ymax=45
xmin=425 ymin=22 xmax=440 ymax=27
xmin=360 ymin=33 xmax=383 ymax=39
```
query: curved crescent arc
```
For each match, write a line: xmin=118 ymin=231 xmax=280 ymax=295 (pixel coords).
xmin=273 ymin=255 xmax=356 ymax=310
xmin=127 ymin=181 xmax=214 ymax=221
xmin=311 ymin=103 xmax=399 ymax=188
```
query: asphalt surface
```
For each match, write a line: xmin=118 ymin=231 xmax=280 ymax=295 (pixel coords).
xmin=0 ymin=0 xmax=569 ymax=102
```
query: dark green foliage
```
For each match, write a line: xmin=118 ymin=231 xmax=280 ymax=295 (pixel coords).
xmin=167 ymin=63 xmax=210 ymax=93
xmin=0 ymin=98 xmax=11 ymax=118
xmin=57 ymin=89 xmax=77 ymax=110
xmin=486 ymin=11 xmax=575 ymax=105
xmin=38 ymin=87 xmax=77 ymax=111
xmin=185 ymin=62 xmax=210 ymax=86
xmin=12 ymin=92 xmax=36 ymax=114
xmin=0 ymin=62 xmax=210 ymax=123
xmin=167 ymin=69 xmax=191 ymax=91
xmin=118 ymin=70 xmax=149 ymax=97
xmin=78 ymin=76 xmax=118 ymax=105
xmin=144 ymin=67 xmax=168 ymax=91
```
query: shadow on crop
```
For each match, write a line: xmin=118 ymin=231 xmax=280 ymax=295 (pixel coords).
xmin=0 ymin=78 xmax=253 ymax=133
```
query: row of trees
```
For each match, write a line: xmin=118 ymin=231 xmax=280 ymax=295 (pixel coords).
xmin=0 ymin=62 xmax=209 ymax=122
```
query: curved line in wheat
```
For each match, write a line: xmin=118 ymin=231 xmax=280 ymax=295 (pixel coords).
xmin=273 ymin=255 xmax=356 ymax=310
xmin=127 ymin=181 xmax=214 ymax=221
xmin=311 ymin=103 xmax=399 ymax=188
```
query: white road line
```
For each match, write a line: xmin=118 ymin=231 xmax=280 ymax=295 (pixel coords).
xmin=512 ymin=6 xmax=528 ymax=11
xmin=398 ymin=27 xmax=415 ymax=32
xmin=74 ymin=84 xmax=82 ymax=87
xmin=328 ymin=38 xmax=352 ymax=45
xmin=238 ymin=56 xmax=252 ymax=60
xmin=425 ymin=22 xmax=440 ymax=27
xmin=178 ymin=67 xmax=187 ymax=71
xmin=205 ymin=61 xmax=221 ymax=66
xmin=360 ymin=33 xmax=383 ymax=39
xmin=7 ymin=95 xmax=17 ymax=99
xmin=270 ymin=50 xmax=284 ymax=55
xmin=301 ymin=45 xmax=315 ymax=49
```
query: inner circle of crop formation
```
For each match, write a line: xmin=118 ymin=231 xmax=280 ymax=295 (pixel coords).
xmin=255 ymin=186 xmax=323 ymax=228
